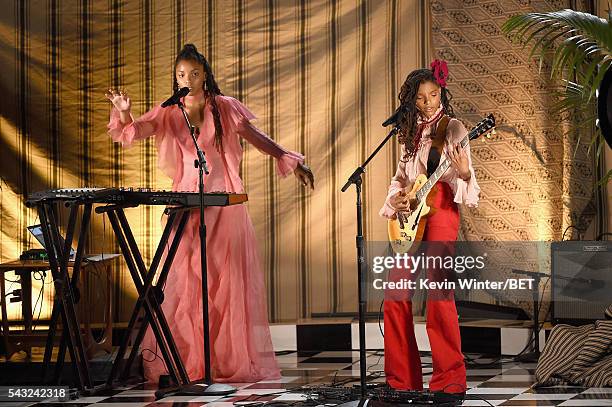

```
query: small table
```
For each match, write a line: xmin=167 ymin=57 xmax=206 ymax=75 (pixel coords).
xmin=0 ymin=255 xmax=119 ymax=360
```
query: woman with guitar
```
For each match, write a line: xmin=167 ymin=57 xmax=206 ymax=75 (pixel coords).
xmin=379 ymin=60 xmax=481 ymax=395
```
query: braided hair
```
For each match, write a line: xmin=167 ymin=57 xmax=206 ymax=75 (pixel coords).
xmin=396 ymin=68 xmax=455 ymax=156
xmin=173 ymin=43 xmax=225 ymax=151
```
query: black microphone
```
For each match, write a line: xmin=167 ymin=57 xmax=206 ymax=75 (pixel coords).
xmin=161 ymin=87 xmax=190 ymax=108
xmin=382 ymin=105 xmax=405 ymax=127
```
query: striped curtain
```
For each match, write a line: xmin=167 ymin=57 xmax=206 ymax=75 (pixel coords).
xmin=0 ymin=0 xmax=426 ymax=322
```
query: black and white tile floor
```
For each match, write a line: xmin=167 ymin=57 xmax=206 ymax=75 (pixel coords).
xmin=5 ymin=351 xmax=612 ymax=407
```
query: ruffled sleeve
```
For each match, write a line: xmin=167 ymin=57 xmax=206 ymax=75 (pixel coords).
xmin=445 ymin=119 xmax=480 ymax=207
xmin=379 ymin=180 xmax=405 ymax=219
xmin=379 ymin=145 xmax=411 ymax=219
xmin=108 ymin=104 xmax=179 ymax=180
xmin=107 ymin=105 xmax=165 ymax=146
xmin=216 ymin=96 xmax=304 ymax=177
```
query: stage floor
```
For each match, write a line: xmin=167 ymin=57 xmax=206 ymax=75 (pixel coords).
xmin=2 ymin=350 xmax=612 ymax=406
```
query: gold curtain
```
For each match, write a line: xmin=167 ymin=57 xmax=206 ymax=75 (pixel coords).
xmin=0 ymin=0 xmax=426 ymax=322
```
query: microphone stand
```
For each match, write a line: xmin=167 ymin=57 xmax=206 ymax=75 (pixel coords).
xmin=512 ymin=269 xmax=548 ymax=363
xmin=339 ymin=124 xmax=400 ymax=407
xmin=155 ymin=98 xmax=236 ymax=398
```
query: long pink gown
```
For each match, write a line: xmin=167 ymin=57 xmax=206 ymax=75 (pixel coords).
xmin=108 ymin=93 xmax=303 ymax=383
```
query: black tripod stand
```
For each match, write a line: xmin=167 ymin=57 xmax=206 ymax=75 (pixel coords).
xmin=512 ymin=269 xmax=548 ymax=363
xmin=339 ymin=124 xmax=400 ymax=406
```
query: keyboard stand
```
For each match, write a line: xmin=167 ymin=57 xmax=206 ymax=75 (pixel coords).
xmin=35 ymin=200 xmax=97 ymax=392
xmin=96 ymin=204 xmax=191 ymax=386
xmin=26 ymin=189 xmax=247 ymax=390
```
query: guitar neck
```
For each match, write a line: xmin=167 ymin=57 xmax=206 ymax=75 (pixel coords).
xmin=416 ymin=134 xmax=469 ymax=201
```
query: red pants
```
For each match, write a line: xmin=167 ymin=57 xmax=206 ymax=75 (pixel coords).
xmin=384 ymin=182 xmax=466 ymax=393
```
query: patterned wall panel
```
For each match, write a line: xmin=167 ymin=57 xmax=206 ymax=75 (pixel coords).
xmin=431 ymin=0 xmax=598 ymax=315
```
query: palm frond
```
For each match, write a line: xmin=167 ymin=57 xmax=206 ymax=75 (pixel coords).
xmin=557 ymin=79 xmax=607 ymax=161
xmin=502 ymin=9 xmax=612 ymax=93
xmin=503 ymin=9 xmax=611 ymax=184
xmin=598 ymin=169 xmax=612 ymax=186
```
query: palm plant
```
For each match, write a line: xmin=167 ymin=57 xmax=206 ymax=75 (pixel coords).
xmin=502 ymin=8 xmax=612 ymax=184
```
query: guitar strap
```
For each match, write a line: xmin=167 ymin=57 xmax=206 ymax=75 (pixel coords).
xmin=427 ymin=115 xmax=450 ymax=177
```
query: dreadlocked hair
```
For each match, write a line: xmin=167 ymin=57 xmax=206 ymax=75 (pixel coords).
xmin=173 ymin=43 xmax=225 ymax=151
xmin=396 ymin=68 xmax=455 ymax=156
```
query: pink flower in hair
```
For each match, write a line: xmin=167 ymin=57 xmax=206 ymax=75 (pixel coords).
xmin=430 ymin=59 xmax=449 ymax=88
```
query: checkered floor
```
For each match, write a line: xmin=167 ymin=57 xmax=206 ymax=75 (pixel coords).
xmin=5 ymin=351 xmax=612 ymax=406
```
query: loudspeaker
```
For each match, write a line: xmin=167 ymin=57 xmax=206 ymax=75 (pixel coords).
xmin=551 ymin=242 xmax=612 ymax=325
xmin=597 ymin=67 xmax=612 ymax=149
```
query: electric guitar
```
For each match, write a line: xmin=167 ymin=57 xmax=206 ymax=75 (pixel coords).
xmin=387 ymin=114 xmax=495 ymax=254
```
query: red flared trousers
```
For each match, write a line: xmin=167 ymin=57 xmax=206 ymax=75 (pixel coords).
xmin=384 ymin=182 xmax=466 ymax=393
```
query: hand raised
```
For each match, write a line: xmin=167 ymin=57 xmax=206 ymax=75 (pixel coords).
xmin=105 ymin=88 xmax=131 ymax=112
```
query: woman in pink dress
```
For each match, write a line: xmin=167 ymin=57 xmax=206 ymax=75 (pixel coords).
xmin=105 ymin=44 xmax=314 ymax=384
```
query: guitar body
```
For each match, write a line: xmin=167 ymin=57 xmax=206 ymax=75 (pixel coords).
xmin=387 ymin=174 xmax=435 ymax=254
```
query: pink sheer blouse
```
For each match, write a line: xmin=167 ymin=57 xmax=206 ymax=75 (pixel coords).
xmin=107 ymin=94 xmax=303 ymax=193
xmin=379 ymin=117 xmax=480 ymax=219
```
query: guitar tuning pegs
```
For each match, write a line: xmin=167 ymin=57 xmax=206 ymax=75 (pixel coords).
xmin=491 ymin=129 xmax=497 ymax=135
